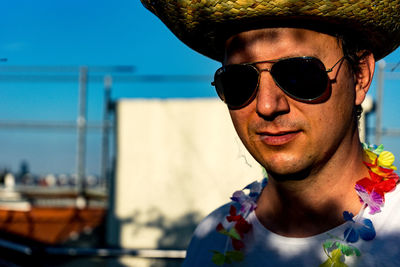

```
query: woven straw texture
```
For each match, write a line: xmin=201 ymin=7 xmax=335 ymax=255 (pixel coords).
xmin=141 ymin=0 xmax=400 ymax=61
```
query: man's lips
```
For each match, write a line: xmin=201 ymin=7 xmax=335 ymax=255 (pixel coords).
xmin=257 ymin=130 xmax=301 ymax=146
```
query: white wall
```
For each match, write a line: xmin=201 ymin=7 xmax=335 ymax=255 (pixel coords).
xmin=107 ymin=98 xmax=263 ymax=257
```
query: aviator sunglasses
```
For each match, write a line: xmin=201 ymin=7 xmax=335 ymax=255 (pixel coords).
xmin=212 ymin=56 xmax=345 ymax=109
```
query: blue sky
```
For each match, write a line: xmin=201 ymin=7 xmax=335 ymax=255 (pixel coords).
xmin=0 ymin=0 xmax=399 ymax=176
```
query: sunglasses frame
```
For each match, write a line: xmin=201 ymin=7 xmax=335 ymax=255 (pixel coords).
xmin=212 ymin=56 xmax=346 ymax=109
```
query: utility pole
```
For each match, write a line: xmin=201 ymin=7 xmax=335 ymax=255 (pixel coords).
xmin=101 ymin=75 xmax=112 ymax=189
xmin=76 ymin=66 xmax=88 ymax=206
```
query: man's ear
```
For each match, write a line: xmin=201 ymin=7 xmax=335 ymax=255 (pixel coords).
xmin=354 ymin=51 xmax=375 ymax=106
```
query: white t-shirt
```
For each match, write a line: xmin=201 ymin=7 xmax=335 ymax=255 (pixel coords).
xmin=183 ymin=186 xmax=400 ymax=266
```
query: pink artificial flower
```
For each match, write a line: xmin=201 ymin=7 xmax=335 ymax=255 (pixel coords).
xmin=355 ymin=184 xmax=384 ymax=214
xmin=231 ymin=190 xmax=257 ymax=215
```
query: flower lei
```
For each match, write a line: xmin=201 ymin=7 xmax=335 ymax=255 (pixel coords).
xmin=211 ymin=144 xmax=399 ymax=266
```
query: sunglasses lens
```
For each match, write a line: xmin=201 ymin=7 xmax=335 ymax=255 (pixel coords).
xmin=214 ymin=65 xmax=259 ymax=108
xmin=271 ymin=58 xmax=328 ymax=101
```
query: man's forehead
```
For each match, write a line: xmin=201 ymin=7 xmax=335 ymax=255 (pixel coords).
xmin=224 ymin=28 xmax=339 ymax=61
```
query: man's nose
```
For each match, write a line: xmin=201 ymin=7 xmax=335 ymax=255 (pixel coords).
xmin=255 ymin=71 xmax=290 ymax=119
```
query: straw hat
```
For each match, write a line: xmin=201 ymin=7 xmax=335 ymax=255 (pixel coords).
xmin=141 ymin=0 xmax=400 ymax=61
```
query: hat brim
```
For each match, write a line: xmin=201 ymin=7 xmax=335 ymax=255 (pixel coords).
xmin=142 ymin=0 xmax=400 ymax=61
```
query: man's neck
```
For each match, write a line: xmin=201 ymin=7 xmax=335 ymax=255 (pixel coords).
xmin=255 ymin=138 xmax=368 ymax=238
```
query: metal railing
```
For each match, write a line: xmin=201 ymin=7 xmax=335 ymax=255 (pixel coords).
xmin=0 ymin=66 xmax=135 ymax=201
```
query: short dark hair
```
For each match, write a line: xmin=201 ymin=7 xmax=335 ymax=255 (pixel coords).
xmin=336 ymin=34 xmax=371 ymax=121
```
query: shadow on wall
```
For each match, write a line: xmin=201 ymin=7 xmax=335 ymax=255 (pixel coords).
xmin=148 ymin=210 xmax=201 ymax=249
xmin=107 ymin=207 xmax=202 ymax=267
xmin=147 ymin=209 xmax=202 ymax=267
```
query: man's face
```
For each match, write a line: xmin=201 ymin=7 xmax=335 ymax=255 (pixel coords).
xmin=225 ymin=28 xmax=359 ymax=179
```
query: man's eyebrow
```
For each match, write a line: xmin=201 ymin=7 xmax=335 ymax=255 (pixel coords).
xmin=225 ymin=35 xmax=247 ymax=58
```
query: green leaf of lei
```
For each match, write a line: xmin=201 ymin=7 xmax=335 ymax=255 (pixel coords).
xmin=323 ymin=240 xmax=334 ymax=250
xmin=374 ymin=144 xmax=384 ymax=154
xmin=211 ymin=251 xmax=228 ymax=266
xmin=228 ymin=227 xmax=242 ymax=240
xmin=338 ymin=243 xmax=354 ymax=256
xmin=226 ymin=250 xmax=245 ymax=262
xmin=217 ymin=226 xmax=241 ymax=240
xmin=211 ymin=250 xmax=230 ymax=266
xmin=211 ymin=250 xmax=244 ymax=265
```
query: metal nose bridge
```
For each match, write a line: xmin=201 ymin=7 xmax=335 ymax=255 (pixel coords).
xmin=253 ymin=65 xmax=284 ymax=101
xmin=258 ymin=67 xmax=272 ymax=74
xmin=257 ymin=68 xmax=271 ymax=76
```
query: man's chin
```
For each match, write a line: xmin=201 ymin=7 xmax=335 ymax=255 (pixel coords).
xmin=267 ymin=166 xmax=312 ymax=182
